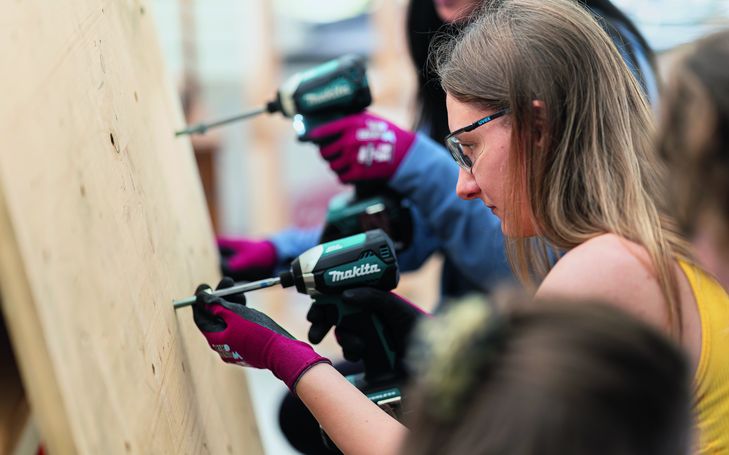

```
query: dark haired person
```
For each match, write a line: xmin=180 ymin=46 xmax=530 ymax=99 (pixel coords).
xmin=402 ymin=297 xmax=692 ymax=455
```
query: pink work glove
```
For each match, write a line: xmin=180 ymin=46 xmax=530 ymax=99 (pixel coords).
xmin=193 ymin=278 xmax=330 ymax=391
xmin=309 ymin=112 xmax=416 ymax=183
xmin=217 ymin=237 xmax=277 ymax=282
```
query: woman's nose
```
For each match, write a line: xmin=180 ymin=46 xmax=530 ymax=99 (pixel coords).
xmin=456 ymin=167 xmax=480 ymax=200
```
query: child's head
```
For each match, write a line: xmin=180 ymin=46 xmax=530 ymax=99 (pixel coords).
xmin=659 ymin=30 xmax=729 ymax=288
xmin=402 ymin=295 xmax=692 ymax=455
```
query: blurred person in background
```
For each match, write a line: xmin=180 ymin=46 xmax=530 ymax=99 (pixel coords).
xmin=658 ymin=32 xmax=729 ymax=452
xmin=659 ymin=29 xmax=729 ymax=290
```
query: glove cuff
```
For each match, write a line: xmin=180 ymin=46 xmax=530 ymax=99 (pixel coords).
xmin=289 ymin=358 xmax=332 ymax=395
xmin=269 ymin=338 xmax=331 ymax=391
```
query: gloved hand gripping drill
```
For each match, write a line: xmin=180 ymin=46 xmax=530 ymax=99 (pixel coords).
xmin=174 ymin=229 xmax=405 ymax=390
xmin=178 ymin=56 xmax=414 ymax=280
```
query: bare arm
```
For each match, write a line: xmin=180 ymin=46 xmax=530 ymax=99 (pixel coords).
xmin=295 ymin=363 xmax=407 ymax=455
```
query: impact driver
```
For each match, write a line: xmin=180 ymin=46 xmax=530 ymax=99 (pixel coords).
xmin=174 ymin=229 xmax=406 ymax=405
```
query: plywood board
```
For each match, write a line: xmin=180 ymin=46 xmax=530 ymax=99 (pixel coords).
xmin=0 ymin=1 xmax=263 ymax=453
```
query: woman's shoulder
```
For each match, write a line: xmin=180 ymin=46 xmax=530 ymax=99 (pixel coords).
xmin=547 ymin=233 xmax=655 ymax=280
xmin=536 ymin=233 xmax=669 ymax=327
xmin=563 ymin=233 xmax=652 ymax=263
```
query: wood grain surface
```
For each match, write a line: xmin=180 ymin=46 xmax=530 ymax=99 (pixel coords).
xmin=0 ymin=1 xmax=263 ymax=453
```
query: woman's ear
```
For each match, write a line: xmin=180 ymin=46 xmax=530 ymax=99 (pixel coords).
xmin=532 ymin=100 xmax=547 ymax=150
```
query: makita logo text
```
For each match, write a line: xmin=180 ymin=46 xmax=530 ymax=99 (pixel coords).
xmin=302 ymin=84 xmax=352 ymax=106
xmin=328 ymin=263 xmax=381 ymax=282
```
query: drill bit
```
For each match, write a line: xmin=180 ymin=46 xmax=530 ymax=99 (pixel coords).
xmin=173 ymin=277 xmax=282 ymax=309
xmin=175 ymin=106 xmax=268 ymax=136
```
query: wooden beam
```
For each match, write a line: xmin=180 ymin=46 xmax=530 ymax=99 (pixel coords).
xmin=0 ymin=1 xmax=263 ymax=453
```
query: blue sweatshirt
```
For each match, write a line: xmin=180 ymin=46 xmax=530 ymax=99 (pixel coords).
xmin=270 ymin=134 xmax=514 ymax=298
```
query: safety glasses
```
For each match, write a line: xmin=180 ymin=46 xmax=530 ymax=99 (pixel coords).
xmin=445 ymin=109 xmax=509 ymax=172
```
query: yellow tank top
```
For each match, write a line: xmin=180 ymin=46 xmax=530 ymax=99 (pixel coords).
xmin=679 ymin=261 xmax=729 ymax=454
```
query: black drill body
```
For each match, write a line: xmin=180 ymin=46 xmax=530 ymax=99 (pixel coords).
xmin=279 ymin=229 xmax=401 ymax=386
xmin=274 ymin=54 xmax=371 ymax=141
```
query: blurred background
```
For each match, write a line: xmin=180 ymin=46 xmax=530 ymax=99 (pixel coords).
xmin=147 ymin=1 xmax=729 ymax=452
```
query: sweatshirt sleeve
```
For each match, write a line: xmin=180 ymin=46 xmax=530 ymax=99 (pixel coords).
xmin=269 ymin=226 xmax=322 ymax=273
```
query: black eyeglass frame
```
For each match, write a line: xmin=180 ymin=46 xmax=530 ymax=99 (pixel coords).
xmin=445 ymin=109 xmax=509 ymax=172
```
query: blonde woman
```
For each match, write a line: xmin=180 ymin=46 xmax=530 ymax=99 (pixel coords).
xmin=189 ymin=0 xmax=728 ymax=453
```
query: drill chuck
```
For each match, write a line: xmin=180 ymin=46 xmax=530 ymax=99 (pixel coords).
xmin=278 ymin=270 xmax=296 ymax=288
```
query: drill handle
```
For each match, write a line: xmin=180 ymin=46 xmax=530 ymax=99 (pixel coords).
xmin=313 ymin=296 xmax=398 ymax=385
xmin=353 ymin=180 xmax=387 ymax=199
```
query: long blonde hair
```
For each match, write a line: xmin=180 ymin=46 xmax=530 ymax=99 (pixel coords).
xmin=435 ymin=0 xmax=691 ymax=335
